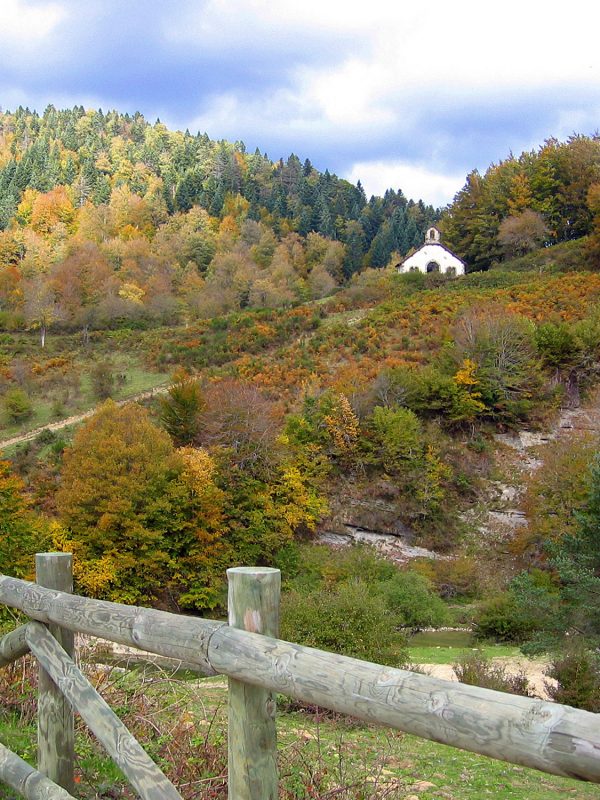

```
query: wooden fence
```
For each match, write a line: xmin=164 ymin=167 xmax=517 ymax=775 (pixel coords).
xmin=0 ymin=553 xmax=599 ymax=800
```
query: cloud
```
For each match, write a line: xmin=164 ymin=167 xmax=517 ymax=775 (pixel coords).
xmin=0 ymin=0 xmax=66 ymax=48
xmin=345 ymin=160 xmax=466 ymax=207
xmin=0 ymin=0 xmax=598 ymax=203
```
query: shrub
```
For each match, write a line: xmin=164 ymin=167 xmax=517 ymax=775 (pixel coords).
xmin=280 ymin=581 xmax=407 ymax=666
xmin=453 ymin=652 xmax=532 ymax=696
xmin=380 ymin=571 xmax=450 ymax=629
xmin=90 ymin=361 xmax=115 ymax=400
xmin=35 ymin=428 xmax=56 ymax=446
xmin=545 ymin=645 xmax=600 ymax=711
xmin=285 ymin=543 xmax=397 ymax=593
xmin=3 ymin=387 xmax=33 ymax=423
xmin=473 ymin=592 xmax=537 ymax=644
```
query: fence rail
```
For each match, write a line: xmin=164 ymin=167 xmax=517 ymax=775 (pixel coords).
xmin=0 ymin=555 xmax=599 ymax=800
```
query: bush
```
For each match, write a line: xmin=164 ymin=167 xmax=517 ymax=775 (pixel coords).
xmin=90 ymin=361 xmax=115 ymax=400
xmin=535 ymin=322 xmax=580 ymax=368
xmin=3 ymin=387 xmax=33 ymax=423
xmin=453 ymin=652 xmax=532 ymax=696
xmin=285 ymin=543 xmax=397 ymax=593
xmin=545 ymin=645 xmax=600 ymax=711
xmin=473 ymin=592 xmax=537 ymax=644
xmin=280 ymin=581 xmax=407 ymax=666
xmin=380 ymin=571 xmax=450 ymax=629
xmin=35 ymin=428 xmax=57 ymax=446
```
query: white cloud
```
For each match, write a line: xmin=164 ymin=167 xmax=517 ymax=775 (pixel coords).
xmin=175 ymin=0 xmax=599 ymax=182
xmin=0 ymin=0 xmax=598 ymax=202
xmin=345 ymin=160 xmax=465 ymax=207
xmin=165 ymin=0 xmax=372 ymax=47
xmin=0 ymin=0 xmax=65 ymax=49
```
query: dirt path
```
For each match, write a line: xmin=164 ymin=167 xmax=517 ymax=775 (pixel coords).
xmin=421 ymin=657 xmax=554 ymax=699
xmin=0 ymin=384 xmax=170 ymax=450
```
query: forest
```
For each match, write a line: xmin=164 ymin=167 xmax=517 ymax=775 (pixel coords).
xmin=2 ymin=109 xmax=600 ymax=744
xmin=0 ymin=108 xmax=597 ymax=341
xmin=0 ymin=105 xmax=438 ymax=339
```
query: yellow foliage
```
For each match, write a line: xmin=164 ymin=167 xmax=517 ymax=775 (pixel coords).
xmin=16 ymin=188 xmax=39 ymax=225
xmin=118 ymin=282 xmax=145 ymax=304
xmin=453 ymin=358 xmax=486 ymax=419
xmin=454 ymin=358 xmax=479 ymax=388
xmin=178 ymin=446 xmax=216 ymax=492
xmin=50 ymin=521 xmax=118 ymax=596
xmin=275 ymin=465 xmax=328 ymax=530
xmin=323 ymin=394 xmax=359 ymax=453
xmin=416 ymin=446 xmax=452 ymax=512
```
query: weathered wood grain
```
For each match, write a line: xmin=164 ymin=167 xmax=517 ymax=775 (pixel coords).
xmin=0 ymin=742 xmax=76 ymax=800
xmin=207 ymin=626 xmax=600 ymax=783
xmin=0 ymin=573 xmax=223 ymax=675
xmin=0 ymin=624 xmax=29 ymax=667
xmin=36 ymin=554 xmax=74 ymax=793
xmin=2 ymin=569 xmax=600 ymax=783
xmin=25 ymin=622 xmax=182 ymax=800
xmin=227 ymin=567 xmax=280 ymax=800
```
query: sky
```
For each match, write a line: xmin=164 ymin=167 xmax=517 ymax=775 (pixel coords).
xmin=0 ymin=0 xmax=598 ymax=207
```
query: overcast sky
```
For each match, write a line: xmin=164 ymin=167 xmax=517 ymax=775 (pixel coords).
xmin=0 ymin=0 xmax=598 ymax=207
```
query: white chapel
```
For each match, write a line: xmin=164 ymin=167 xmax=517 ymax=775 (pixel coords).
xmin=398 ymin=226 xmax=466 ymax=276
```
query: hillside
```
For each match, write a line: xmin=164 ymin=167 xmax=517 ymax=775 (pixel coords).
xmin=3 ymin=260 xmax=600 ymax=576
xmin=0 ymin=106 xmax=438 ymax=339
xmin=2 ymin=117 xmax=600 ymax=724
xmin=1 ymin=112 xmax=598 ymax=347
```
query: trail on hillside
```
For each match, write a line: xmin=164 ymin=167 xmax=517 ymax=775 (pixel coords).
xmin=0 ymin=384 xmax=170 ymax=450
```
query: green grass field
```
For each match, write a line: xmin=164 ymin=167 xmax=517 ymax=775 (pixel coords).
xmin=407 ymin=631 xmax=522 ymax=666
xmin=0 ymin=355 xmax=169 ymax=443
xmin=0 ymin=664 xmax=597 ymax=800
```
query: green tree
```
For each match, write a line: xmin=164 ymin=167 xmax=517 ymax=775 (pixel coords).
xmin=368 ymin=406 xmax=423 ymax=473
xmin=281 ymin=581 xmax=407 ymax=666
xmin=3 ymin=388 xmax=33 ymax=424
xmin=159 ymin=372 xmax=206 ymax=446
xmin=380 ymin=571 xmax=450 ymax=629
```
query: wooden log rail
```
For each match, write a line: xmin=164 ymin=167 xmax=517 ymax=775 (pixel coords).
xmin=0 ymin=560 xmax=599 ymax=800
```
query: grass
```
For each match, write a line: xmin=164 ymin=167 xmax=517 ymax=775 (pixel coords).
xmin=0 ymin=661 xmax=598 ymax=800
xmin=406 ymin=630 xmax=522 ymax=665
xmin=408 ymin=643 xmax=521 ymax=665
xmin=0 ymin=355 xmax=169 ymax=443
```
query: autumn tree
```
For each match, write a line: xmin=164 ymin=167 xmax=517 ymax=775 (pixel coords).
xmin=50 ymin=241 xmax=115 ymax=333
xmin=22 ymin=274 xmax=63 ymax=348
xmin=0 ymin=458 xmax=49 ymax=579
xmin=165 ymin=446 xmax=227 ymax=610
xmin=498 ymin=209 xmax=548 ymax=258
xmin=56 ymin=402 xmax=181 ymax=602
xmin=199 ymin=379 xmax=283 ymax=476
xmin=29 ymin=185 xmax=76 ymax=235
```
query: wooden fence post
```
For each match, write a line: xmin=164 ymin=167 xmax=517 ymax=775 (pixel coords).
xmin=227 ymin=567 xmax=280 ymax=800
xmin=36 ymin=552 xmax=75 ymax=793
